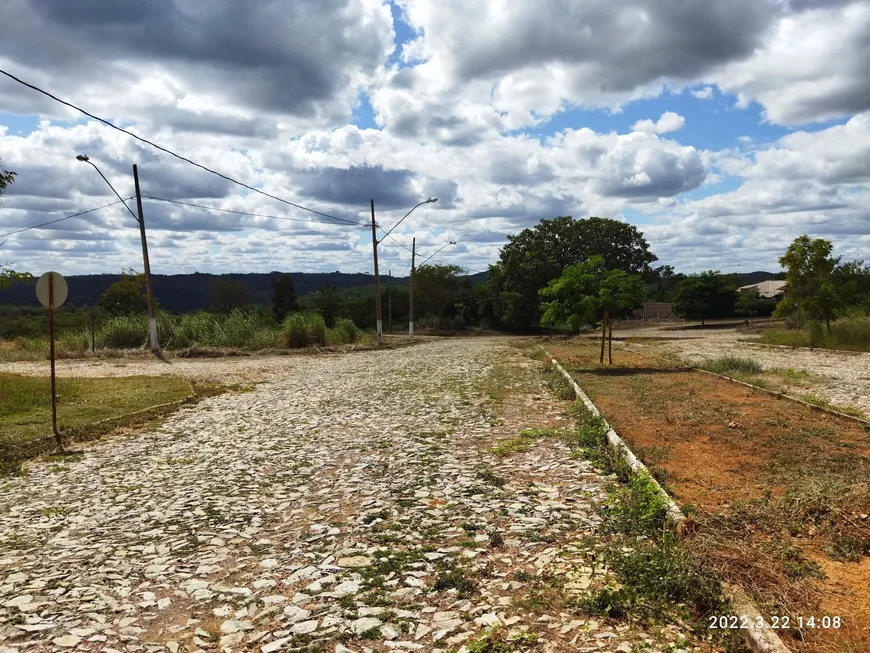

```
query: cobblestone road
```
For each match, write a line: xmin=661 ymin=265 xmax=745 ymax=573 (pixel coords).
xmin=0 ymin=339 xmax=699 ymax=653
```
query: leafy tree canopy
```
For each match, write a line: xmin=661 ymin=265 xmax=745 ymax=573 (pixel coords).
xmin=482 ymin=216 xmax=657 ymax=331
xmin=98 ymin=269 xmax=153 ymax=315
xmin=209 ymin=277 xmax=250 ymax=314
xmin=313 ymin=283 xmax=344 ymax=328
xmin=539 ymin=256 xmax=646 ymax=332
xmin=0 ymin=267 xmax=32 ymax=291
xmin=673 ymin=271 xmax=737 ymax=325
xmin=773 ymin=235 xmax=840 ymax=330
xmin=414 ymin=264 xmax=470 ymax=321
xmin=270 ymin=273 xmax=298 ymax=323
xmin=0 ymin=158 xmax=16 ymax=196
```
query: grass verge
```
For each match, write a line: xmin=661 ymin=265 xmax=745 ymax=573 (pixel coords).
xmin=0 ymin=373 xmax=227 ymax=472
xmin=758 ymin=315 xmax=870 ymax=352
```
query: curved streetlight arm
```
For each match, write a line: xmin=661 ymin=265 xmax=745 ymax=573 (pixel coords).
xmin=377 ymin=197 xmax=437 ymax=244
xmin=76 ymin=155 xmax=139 ymax=223
xmin=417 ymin=240 xmax=457 ymax=268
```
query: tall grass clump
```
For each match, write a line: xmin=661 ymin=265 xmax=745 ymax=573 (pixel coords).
xmin=829 ymin=314 xmax=870 ymax=349
xmin=98 ymin=315 xmax=148 ymax=349
xmin=219 ymin=309 xmax=277 ymax=349
xmin=699 ymin=355 xmax=762 ymax=375
xmin=167 ymin=311 xmax=220 ymax=349
xmin=327 ymin=318 xmax=361 ymax=345
xmin=759 ymin=314 xmax=870 ymax=352
xmin=280 ymin=311 xmax=327 ymax=348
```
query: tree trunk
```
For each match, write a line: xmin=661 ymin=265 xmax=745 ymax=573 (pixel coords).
xmin=599 ymin=312 xmax=606 ymax=365
xmin=608 ymin=312 xmax=613 ymax=365
xmin=825 ymin=317 xmax=832 ymax=334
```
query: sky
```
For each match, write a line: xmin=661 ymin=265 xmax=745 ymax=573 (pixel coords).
xmin=0 ymin=0 xmax=868 ymax=278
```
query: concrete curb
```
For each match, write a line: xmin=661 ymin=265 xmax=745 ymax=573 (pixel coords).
xmin=539 ymin=346 xmax=793 ymax=653
xmin=740 ymin=341 xmax=866 ymax=356
xmin=544 ymin=351 xmax=688 ymax=534
xmin=694 ymin=368 xmax=870 ymax=428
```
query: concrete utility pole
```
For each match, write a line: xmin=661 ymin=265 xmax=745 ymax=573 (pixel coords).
xmin=409 ymin=237 xmax=416 ymax=339
xmin=76 ymin=154 xmax=160 ymax=355
xmin=370 ymin=199 xmax=383 ymax=345
xmin=387 ymin=269 xmax=392 ymax=334
xmin=132 ymin=165 xmax=159 ymax=353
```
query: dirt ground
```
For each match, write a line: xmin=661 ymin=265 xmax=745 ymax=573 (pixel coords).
xmin=590 ymin=320 xmax=870 ymax=416
xmin=545 ymin=338 xmax=870 ymax=653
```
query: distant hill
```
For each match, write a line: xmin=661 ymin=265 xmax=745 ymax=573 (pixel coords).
xmin=0 ymin=270 xmax=487 ymax=312
xmin=735 ymin=271 xmax=781 ymax=286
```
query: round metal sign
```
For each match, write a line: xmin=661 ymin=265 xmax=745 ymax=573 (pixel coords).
xmin=36 ymin=271 xmax=68 ymax=309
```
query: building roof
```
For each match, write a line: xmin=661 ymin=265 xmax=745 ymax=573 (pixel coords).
xmin=738 ymin=279 xmax=787 ymax=299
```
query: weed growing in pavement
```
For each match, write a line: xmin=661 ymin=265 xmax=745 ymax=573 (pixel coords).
xmin=455 ymin=627 xmax=539 ymax=653
xmin=476 ymin=468 xmax=506 ymax=487
xmin=433 ymin=568 xmax=477 ymax=597
xmin=542 ymin=364 xmax=576 ymax=400
xmin=490 ymin=427 xmax=563 ymax=456
xmin=699 ymin=355 xmax=762 ymax=375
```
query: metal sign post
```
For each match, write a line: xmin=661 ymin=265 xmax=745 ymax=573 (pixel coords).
xmin=36 ymin=271 xmax=68 ymax=452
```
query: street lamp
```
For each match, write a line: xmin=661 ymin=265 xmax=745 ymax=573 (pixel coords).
xmin=76 ymin=154 xmax=160 ymax=354
xmin=369 ymin=197 xmax=438 ymax=346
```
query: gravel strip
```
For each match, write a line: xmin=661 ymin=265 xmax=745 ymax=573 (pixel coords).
xmin=616 ymin=325 xmax=870 ymax=415
xmin=1 ymin=338 xmax=699 ymax=653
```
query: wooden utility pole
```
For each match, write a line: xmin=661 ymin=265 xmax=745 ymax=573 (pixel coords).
xmin=370 ymin=200 xmax=383 ymax=345
xmin=132 ymin=165 xmax=159 ymax=354
xmin=409 ymin=238 xmax=416 ymax=339
xmin=387 ymin=269 xmax=392 ymax=334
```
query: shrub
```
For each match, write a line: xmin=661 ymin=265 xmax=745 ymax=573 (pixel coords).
xmin=98 ymin=315 xmax=148 ymax=348
xmin=280 ymin=311 xmax=327 ymax=348
xmin=699 ymin=355 xmax=762 ymax=375
xmin=327 ymin=318 xmax=361 ymax=345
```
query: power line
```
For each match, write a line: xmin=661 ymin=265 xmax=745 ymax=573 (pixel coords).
xmin=143 ymin=195 xmax=367 ymax=228
xmin=0 ymin=198 xmax=134 ymax=240
xmin=0 ymin=68 xmax=360 ymax=227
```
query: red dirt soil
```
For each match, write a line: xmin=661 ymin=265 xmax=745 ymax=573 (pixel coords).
xmin=545 ymin=341 xmax=870 ymax=653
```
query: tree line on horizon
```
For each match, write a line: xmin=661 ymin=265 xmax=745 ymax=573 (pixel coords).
xmin=3 ymin=156 xmax=869 ymax=344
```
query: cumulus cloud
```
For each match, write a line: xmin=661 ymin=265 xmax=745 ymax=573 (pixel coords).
xmin=631 ymin=112 xmax=686 ymax=134
xmin=1 ymin=0 xmax=869 ymax=277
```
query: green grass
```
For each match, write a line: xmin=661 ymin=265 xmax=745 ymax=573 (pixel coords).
xmin=490 ymin=427 xmax=563 ymax=456
xmin=698 ymin=355 xmax=762 ymax=375
xmin=802 ymin=393 xmax=865 ymax=418
xmin=759 ymin=315 xmax=870 ymax=352
xmin=542 ymin=365 xmax=576 ymax=400
xmin=0 ymin=373 xmax=194 ymax=455
xmin=0 ymin=308 xmax=378 ymax=360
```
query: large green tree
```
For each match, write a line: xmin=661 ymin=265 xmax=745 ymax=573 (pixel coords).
xmin=414 ymin=264 xmax=470 ymax=322
xmin=539 ymin=256 xmax=646 ymax=364
xmin=98 ymin=269 xmax=152 ymax=315
xmin=209 ymin=277 xmax=249 ymax=314
xmin=270 ymin=273 xmax=298 ymax=323
xmin=833 ymin=260 xmax=870 ymax=312
xmin=313 ymin=283 xmax=344 ymax=328
xmin=482 ymin=216 xmax=656 ymax=331
xmin=773 ymin=235 xmax=840 ymax=332
xmin=673 ymin=272 xmax=737 ymax=325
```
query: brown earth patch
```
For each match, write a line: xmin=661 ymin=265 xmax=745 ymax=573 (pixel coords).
xmin=544 ymin=339 xmax=870 ymax=653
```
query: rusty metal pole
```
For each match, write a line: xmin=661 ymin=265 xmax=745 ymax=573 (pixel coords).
xmin=48 ymin=273 xmax=63 ymax=451
xmin=370 ymin=200 xmax=383 ymax=346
